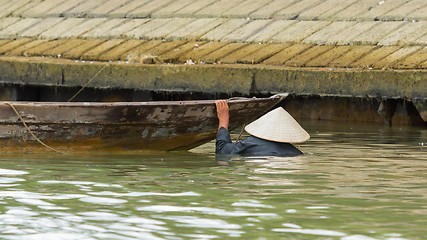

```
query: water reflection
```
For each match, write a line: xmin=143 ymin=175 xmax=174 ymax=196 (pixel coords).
xmin=0 ymin=120 xmax=425 ymax=239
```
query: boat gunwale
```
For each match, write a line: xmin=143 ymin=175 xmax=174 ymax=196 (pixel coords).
xmin=0 ymin=94 xmax=287 ymax=107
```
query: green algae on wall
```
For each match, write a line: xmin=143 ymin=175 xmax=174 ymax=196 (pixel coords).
xmin=0 ymin=56 xmax=426 ymax=100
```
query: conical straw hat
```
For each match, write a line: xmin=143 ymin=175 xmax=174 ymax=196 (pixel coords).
xmin=244 ymin=107 xmax=310 ymax=143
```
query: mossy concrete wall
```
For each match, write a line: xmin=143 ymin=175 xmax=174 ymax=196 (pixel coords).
xmin=0 ymin=56 xmax=426 ymax=100
xmin=255 ymin=67 xmax=427 ymax=99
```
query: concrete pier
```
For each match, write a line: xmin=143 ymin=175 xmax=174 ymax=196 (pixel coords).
xmin=0 ymin=0 xmax=426 ymax=124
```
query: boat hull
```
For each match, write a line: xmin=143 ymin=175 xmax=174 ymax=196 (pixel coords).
xmin=0 ymin=95 xmax=287 ymax=152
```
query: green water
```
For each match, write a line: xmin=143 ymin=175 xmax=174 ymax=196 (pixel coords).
xmin=0 ymin=121 xmax=425 ymax=240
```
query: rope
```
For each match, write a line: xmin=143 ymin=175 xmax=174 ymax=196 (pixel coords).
xmin=4 ymin=102 xmax=67 ymax=154
xmin=68 ymin=64 xmax=108 ymax=102
xmin=3 ymin=64 xmax=109 ymax=153
xmin=236 ymin=124 xmax=245 ymax=142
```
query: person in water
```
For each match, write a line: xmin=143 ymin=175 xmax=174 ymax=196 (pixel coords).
xmin=215 ymin=100 xmax=310 ymax=156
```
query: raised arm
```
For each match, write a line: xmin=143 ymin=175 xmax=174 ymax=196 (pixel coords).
xmin=215 ymin=100 xmax=229 ymax=130
xmin=215 ymin=100 xmax=249 ymax=154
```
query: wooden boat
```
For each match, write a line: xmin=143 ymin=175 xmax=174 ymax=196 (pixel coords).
xmin=0 ymin=94 xmax=287 ymax=152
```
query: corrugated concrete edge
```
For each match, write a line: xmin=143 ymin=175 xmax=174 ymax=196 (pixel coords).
xmin=0 ymin=56 xmax=425 ymax=100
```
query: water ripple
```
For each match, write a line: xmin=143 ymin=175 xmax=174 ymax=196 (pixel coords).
xmin=38 ymin=180 xmax=123 ymax=188
xmin=0 ymin=177 xmax=25 ymax=184
xmin=88 ymin=191 xmax=200 ymax=197
xmin=137 ymin=205 xmax=278 ymax=217
xmin=0 ymin=169 xmax=28 ymax=175
xmin=121 ymin=217 xmax=165 ymax=225
xmin=0 ymin=190 xmax=86 ymax=200
xmin=15 ymin=198 xmax=55 ymax=206
xmin=0 ymin=233 xmax=92 ymax=240
xmin=163 ymin=216 xmax=241 ymax=229
xmin=78 ymin=212 xmax=122 ymax=221
xmin=231 ymin=199 xmax=274 ymax=208
xmin=341 ymin=235 xmax=380 ymax=240
xmin=272 ymin=228 xmax=347 ymax=236
xmin=78 ymin=196 xmax=127 ymax=205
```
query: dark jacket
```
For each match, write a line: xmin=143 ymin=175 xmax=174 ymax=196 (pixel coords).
xmin=216 ymin=127 xmax=303 ymax=156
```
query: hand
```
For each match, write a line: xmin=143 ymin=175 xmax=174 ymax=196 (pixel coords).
xmin=215 ymin=100 xmax=229 ymax=130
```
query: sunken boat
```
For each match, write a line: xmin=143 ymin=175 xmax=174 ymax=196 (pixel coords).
xmin=0 ymin=94 xmax=287 ymax=152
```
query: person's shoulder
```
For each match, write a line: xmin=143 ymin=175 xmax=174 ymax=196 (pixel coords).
xmin=247 ymin=135 xmax=270 ymax=143
xmin=243 ymin=136 xmax=274 ymax=146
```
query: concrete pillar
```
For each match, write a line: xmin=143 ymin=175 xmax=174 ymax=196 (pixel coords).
xmin=378 ymin=99 xmax=397 ymax=126
xmin=413 ymin=98 xmax=427 ymax=123
xmin=0 ymin=85 xmax=18 ymax=101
